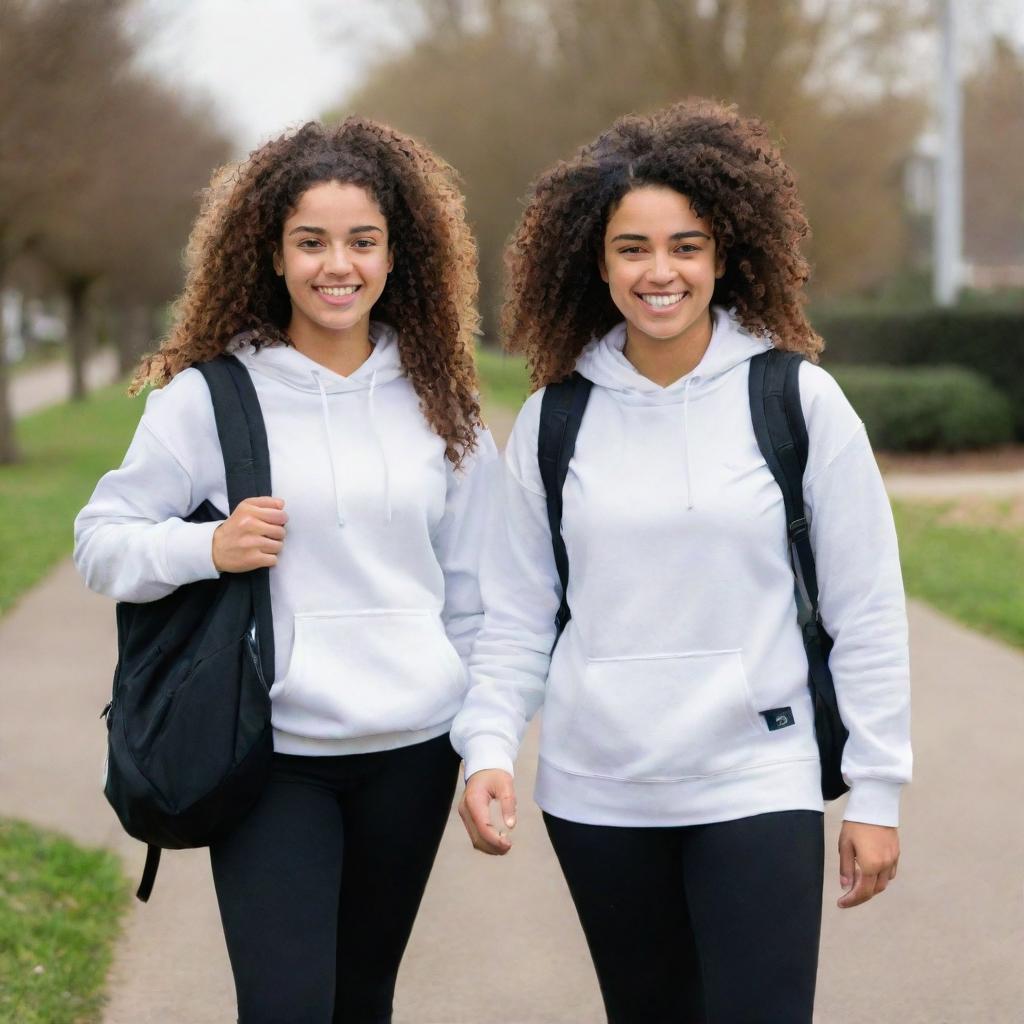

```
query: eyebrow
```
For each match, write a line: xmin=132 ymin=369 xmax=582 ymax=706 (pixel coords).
xmin=286 ymin=224 xmax=384 ymax=237
xmin=610 ymin=230 xmax=712 ymax=242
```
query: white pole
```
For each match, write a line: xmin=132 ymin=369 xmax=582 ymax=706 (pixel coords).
xmin=934 ymin=0 xmax=963 ymax=306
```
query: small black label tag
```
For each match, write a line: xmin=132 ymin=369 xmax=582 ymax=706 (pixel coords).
xmin=761 ymin=707 xmax=795 ymax=731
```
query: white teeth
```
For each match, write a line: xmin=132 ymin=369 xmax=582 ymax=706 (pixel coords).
xmin=317 ymin=285 xmax=359 ymax=296
xmin=640 ymin=293 xmax=685 ymax=308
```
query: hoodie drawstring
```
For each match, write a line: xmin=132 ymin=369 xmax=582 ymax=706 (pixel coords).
xmin=682 ymin=377 xmax=695 ymax=510
xmin=367 ymin=369 xmax=393 ymax=523
xmin=312 ymin=371 xmax=347 ymax=528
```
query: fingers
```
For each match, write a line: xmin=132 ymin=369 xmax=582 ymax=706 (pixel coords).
xmin=239 ymin=499 xmax=288 ymax=528
xmin=458 ymin=795 xmax=509 ymax=856
xmin=838 ymin=835 xmax=855 ymax=892
xmin=499 ymin=786 xmax=517 ymax=830
xmin=461 ymin=778 xmax=511 ymax=856
xmin=838 ymin=865 xmax=871 ymax=908
xmin=837 ymin=828 xmax=900 ymax=909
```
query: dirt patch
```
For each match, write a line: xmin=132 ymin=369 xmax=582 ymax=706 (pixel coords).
xmin=876 ymin=445 xmax=1024 ymax=475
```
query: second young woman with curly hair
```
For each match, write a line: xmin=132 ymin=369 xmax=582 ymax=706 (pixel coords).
xmin=75 ymin=118 xmax=496 ymax=1022
xmin=451 ymin=99 xmax=911 ymax=1022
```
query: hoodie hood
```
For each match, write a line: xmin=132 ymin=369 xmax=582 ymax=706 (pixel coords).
xmin=230 ymin=320 xmax=404 ymax=394
xmin=575 ymin=306 xmax=771 ymax=406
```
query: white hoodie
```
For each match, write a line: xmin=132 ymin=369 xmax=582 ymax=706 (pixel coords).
xmin=75 ymin=323 xmax=497 ymax=756
xmin=451 ymin=307 xmax=911 ymax=828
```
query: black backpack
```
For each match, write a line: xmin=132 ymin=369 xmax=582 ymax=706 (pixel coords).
xmin=100 ymin=354 xmax=276 ymax=901
xmin=537 ymin=348 xmax=849 ymax=801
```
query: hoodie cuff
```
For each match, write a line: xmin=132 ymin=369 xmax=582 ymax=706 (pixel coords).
xmin=161 ymin=519 xmax=222 ymax=587
xmin=462 ymin=735 xmax=516 ymax=781
xmin=842 ymin=779 xmax=903 ymax=828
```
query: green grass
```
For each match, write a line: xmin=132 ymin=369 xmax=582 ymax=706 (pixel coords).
xmin=893 ymin=499 xmax=1024 ymax=649
xmin=0 ymin=382 xmax=143 ymax=615
xmin=0 ymin=819 xmax=130 ymax=1024
xmin=476 ymin=345 xmax=530 ymax=410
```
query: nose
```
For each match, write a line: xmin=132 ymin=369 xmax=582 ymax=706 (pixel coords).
xmin=647 ymin=249 xmax=676 ymax=284
xmin=325 ymin=244 xmax=353 ymax=277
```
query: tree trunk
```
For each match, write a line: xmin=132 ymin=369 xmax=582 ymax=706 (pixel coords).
xmin=115 ymin=302 xmax=153 ymax=377
xmin=67 ymin=276 xmax=91 ymax=401
xmin=0 ymin=263 xmax=21 ymax=464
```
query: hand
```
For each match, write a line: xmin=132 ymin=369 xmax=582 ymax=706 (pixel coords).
xmin=458 ymin=768 xmax=516 ymax=856
xmin=212 ymin=497 xmax=287 ymax=573
xmin=837 ymin=821 xmax=900 ymax=909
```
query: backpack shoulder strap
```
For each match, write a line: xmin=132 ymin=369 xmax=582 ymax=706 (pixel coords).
xmin=194 ymin=354 xmax=275 ymax=682
xmin=748 ymin=348 xmax=821 ymax=605
xmin=749 ymin=349 xmax=843 ymax=718
xmin=538 ymin=372 xmax=593 ymax=636
xmin=194 ymin=355 xmax=272 ymax=512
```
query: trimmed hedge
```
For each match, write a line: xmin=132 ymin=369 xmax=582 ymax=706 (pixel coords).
xmin=830 ymin=365 xmax=1014 ymax=452
xmin=813 ymin=309 xmax=1024 ymax=437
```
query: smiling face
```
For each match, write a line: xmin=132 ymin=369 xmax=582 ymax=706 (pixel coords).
xmin=273 ymin=180 xmax=393 ymax=350
xmin=600 ymin=184 xmax=724 ymax=352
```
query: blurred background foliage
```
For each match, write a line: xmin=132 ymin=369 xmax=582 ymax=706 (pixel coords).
xmin=0 ymin=0 xmax=1022 ymax=467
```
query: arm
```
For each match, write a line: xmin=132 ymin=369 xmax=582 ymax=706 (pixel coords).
xmin=75 ymin=369 xmax=224 ymax=602
xmin=801 ymin=364 xmax=910 ymax=906
xmin=450 ymin=394 xmax=563 ymax=853
xmin=434 ymin=426 xmax=499 ymax=667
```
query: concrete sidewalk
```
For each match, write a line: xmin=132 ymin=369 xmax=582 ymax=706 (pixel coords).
xmin=12 ymin=349 xmax=120 ymax=418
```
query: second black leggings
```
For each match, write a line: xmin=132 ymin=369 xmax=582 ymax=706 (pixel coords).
xmin=543 ymin=809 xmax=825 ymax=1024
xmin=210 ymin=732 xmax=461 ymax=1024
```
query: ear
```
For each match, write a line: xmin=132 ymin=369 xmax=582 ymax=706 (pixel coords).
xmin=715 ymin=251 xmax=726 ymax=279
xmin=598 ymin=250 xmax=609 ymax=284
xmin=272 ymin=248 xmax=284 ymax=277
xmin=387 ymin=246 xmax=394 ymax=275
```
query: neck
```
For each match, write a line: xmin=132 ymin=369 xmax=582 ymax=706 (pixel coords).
xmin=623 ymin=311 xmax=714 ymax=387
xmin=288 ymin=320 xmax=373 ymax=377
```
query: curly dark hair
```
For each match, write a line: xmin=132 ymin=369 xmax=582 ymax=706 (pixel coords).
xmin=503 ymin=98 xmax=822 ymax=389
xmin=133 ymin=118 xmax=482 ymax=465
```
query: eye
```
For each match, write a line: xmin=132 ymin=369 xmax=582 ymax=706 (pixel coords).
xmin=297 ymin=238 xmax=323 ymax=249
xmin=619 ymin=246 xmax=645 ymax=255
xmin=676 ymin=244 xmax=701 ymax=254
xmin=352 ymin=238 xmax=377 ymax=249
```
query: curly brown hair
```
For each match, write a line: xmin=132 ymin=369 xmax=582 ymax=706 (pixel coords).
xmin=503 ymin=98 xmax=822 ymax=389
xmin=133 ymin=118 xmax=482 ymax=465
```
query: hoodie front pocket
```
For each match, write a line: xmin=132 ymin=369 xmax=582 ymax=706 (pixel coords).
xmin=553 ymin=649 xmax=764 ymax=782
xmin=270 ymin=610 xmax=465 ymax=738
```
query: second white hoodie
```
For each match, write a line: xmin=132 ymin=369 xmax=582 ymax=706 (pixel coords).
xmin=451 ymin=307 xmax=911 ymax=828
xmin=75 ymin=323 xmax=498 ymax=756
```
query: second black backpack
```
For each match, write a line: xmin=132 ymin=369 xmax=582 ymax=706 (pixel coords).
xmin=100 ymin=354 xmax=276 ymax=900
xmin=537 ymin=349 xmax=850 ymax=801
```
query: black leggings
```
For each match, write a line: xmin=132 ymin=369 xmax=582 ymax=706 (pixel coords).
xmin=210 ymin=733 xmax=460 ymax=1024
xmin=543 ymin=809 xmax=825 ymax=1024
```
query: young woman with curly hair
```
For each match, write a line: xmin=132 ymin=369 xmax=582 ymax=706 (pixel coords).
xmin=75 ymin=117 xmax=496 ymax=1022
xmin=451 ymin=99 xmax=911 ymax=1022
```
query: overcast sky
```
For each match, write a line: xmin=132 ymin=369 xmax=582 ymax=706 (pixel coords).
xmin=127 ymin=0 xmax=414 ymax=155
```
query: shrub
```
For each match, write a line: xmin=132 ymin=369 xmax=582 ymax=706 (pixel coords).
xmin=813 ymin=309 xmax=1024 ymax=437
xmin=831 ymin=364 xmax=1015 ymax=451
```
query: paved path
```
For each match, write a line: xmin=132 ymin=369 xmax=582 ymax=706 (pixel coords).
xmin=2 ymin=571 xmax=1021 ymax=1022
xmin=1 ymin=398 xmax=1022 ymax=1021
xmin=11 ymin=349 xmax=120 ymax=418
